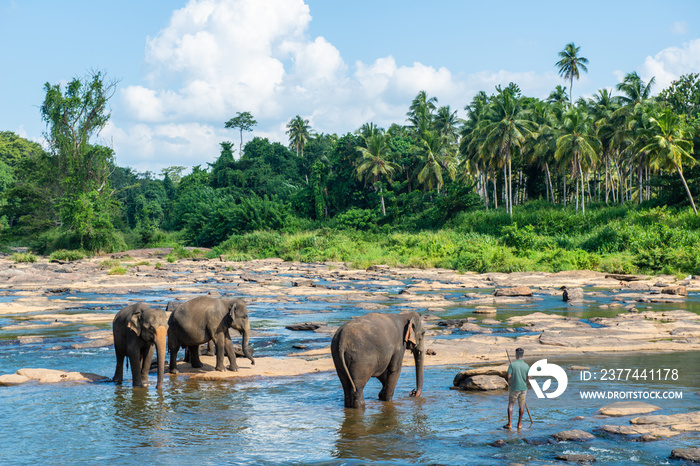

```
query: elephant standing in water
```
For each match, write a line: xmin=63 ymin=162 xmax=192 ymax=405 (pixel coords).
xmin=168 ymin=296 xmax=255 ymax=373
xmin=331 ymin=311 xmax=425 ymax=409
xmin=112 ymin=303 xmax=168 ymax=389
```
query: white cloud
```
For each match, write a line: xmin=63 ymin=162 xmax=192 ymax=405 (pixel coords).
xmin=641 ymin=39 xmax=700 ymax=92
xmin=111 ymin=0 xmax=569 ymax=171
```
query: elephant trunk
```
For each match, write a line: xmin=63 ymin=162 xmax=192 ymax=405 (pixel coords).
xmin=412 ymin=340 xmax=424 ymax=398
xmin=154 ymin=326 xmax=167 ymax=390
xmin=242 ymin=322 xmax=255 ymax=365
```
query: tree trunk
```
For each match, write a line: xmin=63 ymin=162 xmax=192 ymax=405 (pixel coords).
xmin=493 ymin=170 xmax=498 ymax=209
xmin=676 ymin=164 xmax=698 ymax=215
xmin=507 ymin=152 xmax=513 ymax=216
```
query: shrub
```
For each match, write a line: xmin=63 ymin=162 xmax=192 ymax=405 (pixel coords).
xmin=11 ymin=252 xmax=37 ymax=263
xmin=49 ymin=249 xmax=86 ymax=262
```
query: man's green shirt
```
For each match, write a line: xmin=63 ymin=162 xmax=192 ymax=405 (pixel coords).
xmin=507 ymin=359 xmax=529 ymax=392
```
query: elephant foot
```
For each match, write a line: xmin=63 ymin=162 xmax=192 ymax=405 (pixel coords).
xmin=215 ymin=365 xmax=226 ymax=372
xmin=228 ymin=366 xmax=239 ymax=372
xmin=191 ymin=362 xmax=203 ymax=369
xmin=169 ymin=368 xmax=179 ymax=375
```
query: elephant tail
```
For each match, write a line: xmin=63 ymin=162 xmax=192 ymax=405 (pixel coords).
xmin=338 ymin=339 xmax=357 ymax=395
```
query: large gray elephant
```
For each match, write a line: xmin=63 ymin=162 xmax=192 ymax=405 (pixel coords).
xmin=168 ymin=296 xmax=255 ymax=373
xmin=112 ymin=303 xmax=168 ymax=389
xmin=331 ymin=311 xmax=425 ymax=409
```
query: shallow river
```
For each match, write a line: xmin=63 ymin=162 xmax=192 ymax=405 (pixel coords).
xmin=1 ymin=276 xmax=699 ymax=465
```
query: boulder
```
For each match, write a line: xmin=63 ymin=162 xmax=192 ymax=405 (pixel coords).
xmin=552 ymin=429 xmax=595 ymax=442
xmin=453 ymin=365 xmax=509 ymax=386
xmin=670 ymin=448 xmax=700 ymax=463
xmin=555 ymin=453 xmax=596 ymax=462
xmin=661 ymin=285 xmax=687 ymax=296
xmin=598 ymin=401 xmax=661 ymax=416
xmin=562 ymin=287 xmax=584 ymax=302
xmin=605 ymin=273 xmax=646 ymax=281
xmin=493 ymin=286 xmax=533 ymax=297
xmin=457 ymin=374 xmax=508 ymax=391
xmin=459 ymin=323 xmax=492 ymax=334
xmin=292 ymin=279 xmax=315 ymax=287
xmin=15 ymin=368 xmax=107 ymax=383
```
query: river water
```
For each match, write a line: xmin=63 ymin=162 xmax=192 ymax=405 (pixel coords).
xmin=1 ymin=276 xmax=699 ymax=465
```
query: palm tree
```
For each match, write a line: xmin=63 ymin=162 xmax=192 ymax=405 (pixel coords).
xmin=434 ymin=105 xmax=463 ymax=142
xmin=356 ymin=130 xmax=400 ymax=215
xmin=556 ymin=43 xmax=589 ymax=106
xmin=643 ymin=108 xmax=697 ymax=215
xmin=547 ymin=85 xmax=569 ymax=105
xmin=477 ymin=84 xmax=533 ymax=216
xmin=590 ymin=89 xmax=622 ymax=203
xmin=414 ymin=129 xmax=457 ymax=195
xmin=616 ymin=72 xmax=656 ymax=110
xmin=286 ymin=115 xmax=312 ymax=158
xmin=555 ymin=106 xmax=601 ymax=214
xmin=407 ymin=91 xmax=438 ymax=133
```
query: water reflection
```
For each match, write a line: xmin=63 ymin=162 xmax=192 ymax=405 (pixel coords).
xmin=334 ymin=404 xmax=401 ymax=461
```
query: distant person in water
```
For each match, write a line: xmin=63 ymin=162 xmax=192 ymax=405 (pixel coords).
xmin=505 ymin=347 xmax=529 ymax=430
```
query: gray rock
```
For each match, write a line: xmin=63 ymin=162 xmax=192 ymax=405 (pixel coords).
xmin=670 ymin=448 xmax=700 ymax=462
xmin=490 ymin=439 xmax=506 ymax=447
xmin=453 ymin=365 xmax=509 ymax=386
xmin=285 ymin=322 xmax=323 ymax=331
xmin=552 ymin=429 xmax=595 ymax=442
xmin=562 ymin=287 xmax=584 ymax=301
xmin=555 ymin=453 xmax=595 ymax=462
xmin=457 ymin=374 xmax=508 ymax=391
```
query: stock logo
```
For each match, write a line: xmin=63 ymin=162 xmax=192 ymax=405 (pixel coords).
xmin=528 ymin=359 xmax=568 ymax=399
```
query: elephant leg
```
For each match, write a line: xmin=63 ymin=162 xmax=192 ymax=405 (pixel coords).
xmin=128 ymin=348 xmax=144 ymax=387
xmin=183 ymin=347 xmax=191 ymax=363
xmin=140 ymin=344 xmax=155 ymax=385
xmin=213 ymin=335 xmax=228 ymax=371
xmin=378 ymin=367 xmax=401 ymax=402
xmin=168 ymin=337 xmax=180 ymax=374
xmin=189 ymin=346 xmax=203 ymax=368
xmin=113 ymin=351 xmax=125 ymax=384
xmin=206 ymin=340 xmax=215 ymax=356
xmin=224 ymin=337 xmax=238 ymax=371
xmin=349 ymin=370 xmax=370 ymax=409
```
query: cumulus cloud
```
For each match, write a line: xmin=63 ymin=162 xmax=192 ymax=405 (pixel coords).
xmin=112 ymin=0 xmax=565 ymax=171
xmin=641 ymin=39 xmax=700 ymax=92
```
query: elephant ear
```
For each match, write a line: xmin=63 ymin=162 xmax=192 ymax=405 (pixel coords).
xmin=228 ymin=301 xmax=238 ymax=319
xmin=127 ymin=309 xmax=142 ymax=337
xmin=404 ymin=318 xmax=417 ymax=348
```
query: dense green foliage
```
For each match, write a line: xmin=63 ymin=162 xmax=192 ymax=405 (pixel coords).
xmin=2 ymin=57 xmax=700 ymax=277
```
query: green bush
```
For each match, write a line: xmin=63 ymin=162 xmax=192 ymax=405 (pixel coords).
xmin=11 ymin=252 xmax=37 ymax=263
xmin=49 ymin=249 xmax=86 ymax=262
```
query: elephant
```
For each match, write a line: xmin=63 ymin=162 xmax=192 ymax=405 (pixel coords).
xmin=331 ymin=311 xmax=425 ymax=409
xmin=112 ymin=303 xmax=168 ymax=389
xmin=167 ymin=300 xmax=214 ymax=357
xmin=168 ymin=296 xmax=255 ymax=373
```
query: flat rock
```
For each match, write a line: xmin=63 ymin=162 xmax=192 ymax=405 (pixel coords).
xmin=473 ymin=307 xmax=498 ymax=314
xmin=457 ymin=374 xmax=508 ymax=391
xmin=493 ymin=286 xmax=533 ymax=297
xmin=285 ymin=322 xmax=323 ymax=331
xmin=670 ymin=448 xmax=700 ymax=462
xmin=552 ymin=429 xmax=595 ymax=442
xmin=15 ymin=368 xmax=108 ymax=383
xmin=555 ymin=453 xmax=595 ymax=462
xmin=598 ymin=401 xmax=661 ymax=416
xmin=0 ymin=373 xmax=31 ymax=386
xmin=605 ymin=273 xmax=646 ymax=281
xmin=661 ymin=285 xmax=687 ymax=296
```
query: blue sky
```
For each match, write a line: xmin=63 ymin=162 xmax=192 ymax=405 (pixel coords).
xmin=1 ymin=0 xmax=699 ymax=174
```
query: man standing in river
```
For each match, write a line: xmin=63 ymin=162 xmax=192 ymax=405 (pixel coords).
xmin=505 ymin=347 xmax=529 ymax=430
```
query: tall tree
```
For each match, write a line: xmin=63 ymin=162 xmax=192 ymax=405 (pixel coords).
xmin=225 ymin=111 xmax=257 ymax=155
xmin=477 ymin=84 xmax=533 ymax=216
xmin=643 ymin=108 xmax=698 ymax=215
xmin=555 ymin=106 xmax=600 ymax=214
xmin=40 ymin=71 xmax=119 ymax=251
xmin=414 ymin=129 xmax=457 ymax=195
xmin=556 ymin=42 xmax=589 ymax=106
xmin=356 ymin=130 xmax=399 ymax=215
xmin=286 ymin=115 xmax=312 ymax=158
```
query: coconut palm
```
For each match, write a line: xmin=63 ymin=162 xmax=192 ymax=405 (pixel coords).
xmin=555 ymin=106 xmax=601 ymax=214
xmin=414 ymin=129 xmax=457 ymax=195
xmin=477 ymin=84 xmax=533 ymax=216
xmin=434 ymin=105 xmax=463 ymax=142
xmin=642 ymin=108 xmax=697 ymax=215
xmin=407 ymin=91 xmax=438 ymax=134
xmin=356 ymin=130 xmax=400 ymax=215
xmin=556 ymin=43 xmax=589 ymax=106
xmin=286 ymin=115 xmax=312 ymax=158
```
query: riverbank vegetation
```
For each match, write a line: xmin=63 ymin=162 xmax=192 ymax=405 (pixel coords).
xmin=1 ymin=45 xmax=700 ymax=275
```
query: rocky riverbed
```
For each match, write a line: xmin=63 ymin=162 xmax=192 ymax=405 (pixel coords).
xmin=1 ymin=248 xmax=700 ymax=384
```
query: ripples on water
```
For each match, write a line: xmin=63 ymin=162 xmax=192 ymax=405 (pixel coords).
xmin=1 ymin=282 xmax=699 ymax=464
